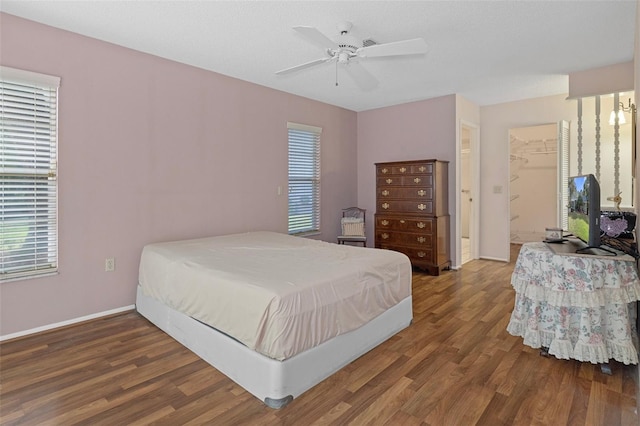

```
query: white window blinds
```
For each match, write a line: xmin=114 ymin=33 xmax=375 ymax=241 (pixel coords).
xmin=1 ymin=66 xmax=60 ymax=281
xmin=287 ymin=122 xmax=321 ymax=235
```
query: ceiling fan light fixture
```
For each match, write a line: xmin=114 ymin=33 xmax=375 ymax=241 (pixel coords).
xmin=337 ymin=51 xmax=351 ymax=63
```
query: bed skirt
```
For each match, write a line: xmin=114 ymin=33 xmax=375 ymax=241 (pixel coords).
xmin=135 ymin=285 xmax=412 ymax=408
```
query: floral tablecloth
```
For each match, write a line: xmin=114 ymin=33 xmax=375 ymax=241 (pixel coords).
xmin=507 ymin=242 xmax=640 ymax=364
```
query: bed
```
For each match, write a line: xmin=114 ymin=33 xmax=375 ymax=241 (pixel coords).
xmin=136 ymin=231 xmax=412 ymax=408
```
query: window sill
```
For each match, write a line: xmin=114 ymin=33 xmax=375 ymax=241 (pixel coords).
xmin=1 ymin=270 xmax=59 ymax=284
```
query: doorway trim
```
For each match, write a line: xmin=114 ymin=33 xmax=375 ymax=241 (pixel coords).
xmin=457 ymin=120 xmax=480 ymax=268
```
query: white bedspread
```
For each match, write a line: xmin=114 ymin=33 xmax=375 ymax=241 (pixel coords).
xmin=138 ymin=231 xmax=412 ymax=360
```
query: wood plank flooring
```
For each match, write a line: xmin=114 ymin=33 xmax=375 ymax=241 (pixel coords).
xmin=1 ymin=244 xmax=638 ymax=425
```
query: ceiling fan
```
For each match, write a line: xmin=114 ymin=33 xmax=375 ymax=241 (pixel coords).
xmin=275 ymin=21 xmax=428 ymax=90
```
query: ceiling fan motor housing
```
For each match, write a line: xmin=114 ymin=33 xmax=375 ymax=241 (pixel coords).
xmin=336 ymin=34 xmax=360 ymax=51
xmin=335 ymin=21 xmax=360 ymax=52
xmin=336 ymin=21 xmax=353 ymax=34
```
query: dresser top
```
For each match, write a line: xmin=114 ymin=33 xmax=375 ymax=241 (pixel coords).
xmin=375 ymin=159 xmax=449 ymax=166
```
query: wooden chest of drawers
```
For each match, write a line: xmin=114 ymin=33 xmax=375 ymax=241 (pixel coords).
xmin=375 ymin=159 xmax=450 ymax=275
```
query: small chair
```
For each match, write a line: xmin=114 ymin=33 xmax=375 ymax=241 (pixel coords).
xmin=337 ymin=207 xmax=367 ymax=246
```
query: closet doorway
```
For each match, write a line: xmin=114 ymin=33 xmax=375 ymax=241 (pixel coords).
xmin=509 ymin=123 xmax=559 ymax=243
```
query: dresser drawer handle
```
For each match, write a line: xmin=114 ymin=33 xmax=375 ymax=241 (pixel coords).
xmin=381 ymin=233 xmax=389 ymax=239
xmin=382 ymin=202 xmax=390 ymax=209
xmin=386 ymin=178 xmax=393 ymax=184
xmin=381 ymin=220 xmax=389 ymax=226
xmin=417 ymin=222 xmax=426 ymax=229
xmin=418 ymin=204 xmax=426 ymax=210
xmin=419 ymin=166 xmax=426 ymax=172
xmin=399 ymin=167 xmax=407 ymax=173
xmin=417 ymin=251 xmax=426 ymax=258
xmin=400 ymin=220 xmax=405 ymax=224
xmin=414 ymin=177 xmax=421 ymax=184
xmin=381 ymin=189 xmax=389 ymax=196
xmin=417 ymin=189 xmax=426 ymax=197
xmin=417 ymin=236 xmax=426 ymax=243
xmin=381 ymin=168 xmax=388 ymax=174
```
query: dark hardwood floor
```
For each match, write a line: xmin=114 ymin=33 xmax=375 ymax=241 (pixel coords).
xmin=1 ymin=244 xmax=638 ymax=425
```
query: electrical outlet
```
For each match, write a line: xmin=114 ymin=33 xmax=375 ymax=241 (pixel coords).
xmin=105 ymin=257 xmax=115 ymax=272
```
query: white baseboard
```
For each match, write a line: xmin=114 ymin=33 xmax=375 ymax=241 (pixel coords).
xmin=0 ymin=305 xmax=135 ymax=342
xmin=479 ymin=256 xmax=509 ymax=263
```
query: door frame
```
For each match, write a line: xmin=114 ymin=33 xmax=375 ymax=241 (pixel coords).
xmin=457 ymin=120 xmax=480 ymax=267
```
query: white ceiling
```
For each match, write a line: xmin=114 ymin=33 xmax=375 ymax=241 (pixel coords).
xmin=1 ymin=1 xmax=636 ymax=112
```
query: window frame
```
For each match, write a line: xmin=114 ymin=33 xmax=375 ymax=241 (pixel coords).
xmin=287 ymin=122 xmax=321 ymax=236
xmin=1 ymin=66 xmax=60 ymax=282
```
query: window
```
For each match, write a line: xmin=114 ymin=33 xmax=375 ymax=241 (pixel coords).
xmin=1 ymin=66 xmax=60 ymax=281
xmin=287 ymin=122 xmax=321 ymax=235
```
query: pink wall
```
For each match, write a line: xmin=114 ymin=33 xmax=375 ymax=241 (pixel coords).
xmin=0 ymin=13 xmax=357 ymax=337
xmin=356 ymin=95 xmax=457 ymax=254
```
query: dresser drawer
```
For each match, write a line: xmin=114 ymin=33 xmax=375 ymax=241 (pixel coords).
xmin=377 ymin=231 xmax=434 ymax=248
xmin=376 ymin=215 xmax=434 ymax=232
xmin=377 ymin=162 xmax=433 ymax=176
xmin=377 ymin=175 xmax=433 ymax=188
xmin=377 ymin=186 xmax=433 ymax=200
xmin=377 ymin=199 xmax=434 ymax=215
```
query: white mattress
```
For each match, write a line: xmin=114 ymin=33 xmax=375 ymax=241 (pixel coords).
xmin=138 ymin=231 xmax=412 ymax=360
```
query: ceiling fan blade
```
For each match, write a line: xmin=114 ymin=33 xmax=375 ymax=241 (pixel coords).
xmin=357 ymin=38 xmax=428 ymax=58
xmin=342 ymin=61 xmax=378 ymax=91
xmin=275 ymin=58 xmax=331 ymax=75
xmin=293 ymin=26 xmax=339 ymax=50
